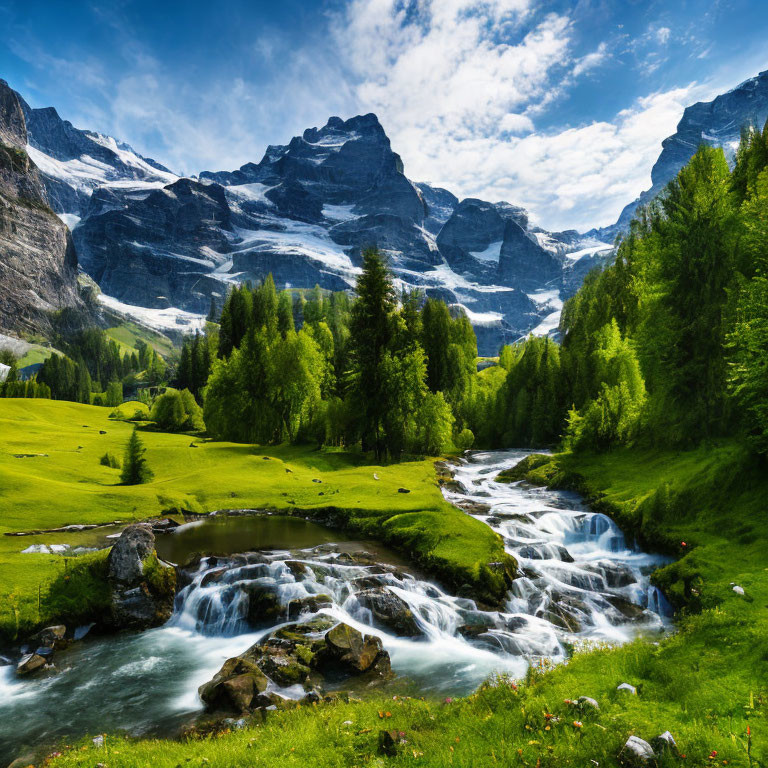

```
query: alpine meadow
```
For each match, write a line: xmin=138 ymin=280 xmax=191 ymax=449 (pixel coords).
xmin=1 ymin=2 xmax=768 ymax=766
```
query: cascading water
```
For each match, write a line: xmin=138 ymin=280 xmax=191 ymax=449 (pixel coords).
xmin=0 ymin=450 xmax=672 ymax=760
xmin=442 ymin=450 xmax=674 ymax=647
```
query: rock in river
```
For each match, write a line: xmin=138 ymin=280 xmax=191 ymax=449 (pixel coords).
xmin=107 ymin=523 xmax=176 ymax=630
xmin=355 ymin=587 xmax=422 ymax=637
xmin=199 ymin=619 xmax=391 ymax=714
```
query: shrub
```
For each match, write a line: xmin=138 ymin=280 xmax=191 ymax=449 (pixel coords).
xmin=455 ymin=428 xmax=475 ymax=451
xmin=99 ymin=451 xmax=121 ymax=469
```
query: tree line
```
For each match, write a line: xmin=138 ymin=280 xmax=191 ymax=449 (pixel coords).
xmin=465 ymin=122 xmax=768 ymax=456
xmin=200 ymin=255 xmax=477 ymax=459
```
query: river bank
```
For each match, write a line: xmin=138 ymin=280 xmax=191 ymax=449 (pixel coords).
xmin=15 ymin=443 xmax=767 ymax=767
xmin=0 ymin=398 xmax=508 ymax=641
xmin=2 ymin=450 xmax=672 ymax=764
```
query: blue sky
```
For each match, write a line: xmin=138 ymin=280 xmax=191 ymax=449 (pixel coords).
xmin=2 ymin=0 xmax=768 ymax=230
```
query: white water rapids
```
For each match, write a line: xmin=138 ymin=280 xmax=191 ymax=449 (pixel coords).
xmin=0 ymin=449 xmax=672 ymax=759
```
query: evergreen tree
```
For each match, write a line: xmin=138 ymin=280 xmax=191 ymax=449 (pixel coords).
xmin=348 ymin=249 xmax=396 ymax=461
xmin=277 ymin=290 xmax=294 ymax=338
xmin=120 ymin=427 xmax=153 ymax=485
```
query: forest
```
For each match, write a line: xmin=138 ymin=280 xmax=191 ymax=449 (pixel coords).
xmin=3 ymin=126 xmax=768 ymax=466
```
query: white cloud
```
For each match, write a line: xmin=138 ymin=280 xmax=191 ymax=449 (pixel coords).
xmin=328 ymin=1 xmax=701 ymax=230
xmin=656 ymin=26 xmax=671 ymax=45
xmin=382 ymin=84 xmax=705 ymax=232
xmin=572 ymin=42 xmax=608 ymax=77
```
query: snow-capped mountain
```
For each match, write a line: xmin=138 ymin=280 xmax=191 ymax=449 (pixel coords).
xmin=11 ymin=91 xmax=612 ymax=353
xmin=18 ymin=93 xmax=178 ymax=230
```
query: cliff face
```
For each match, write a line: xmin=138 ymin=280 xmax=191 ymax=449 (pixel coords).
xmin=0 ymin=79 xmax=81 ymax=335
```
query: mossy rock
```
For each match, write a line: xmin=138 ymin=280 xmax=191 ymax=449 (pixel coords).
xmin=495 ymin=453 xmax=553 ymax=483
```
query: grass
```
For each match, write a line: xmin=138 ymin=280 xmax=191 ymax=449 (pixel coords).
xmin=0 ymin=398 xmax=510 ymax=640
xmin=16 ymin=343 xmax=56 ymax=368
xmin=105 ymin=321 xmax=176 ymax=358
xmin=44 ymin=440 xmax=768 ymax=768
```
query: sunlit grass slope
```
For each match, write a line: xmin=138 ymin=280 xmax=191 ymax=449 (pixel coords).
xmin=0 ymin=398 xmax=508 ymax=639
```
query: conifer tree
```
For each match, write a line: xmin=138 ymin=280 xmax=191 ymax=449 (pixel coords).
xmin=348 ymin=249 xmax=395 ymax=461
xmin=120 ymin=427 xmax=153 ymax=485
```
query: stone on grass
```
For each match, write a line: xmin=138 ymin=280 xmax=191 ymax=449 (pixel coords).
xmin=619 ymin=735 xmax=655 ymax=766
xmin=733 ymin=585 xmax=745 ymax=595
xmin=651 ymin=731 xmax=677 ymax=755
xmin=578 ymin=696 xmax=599 ymax=711
xmin=617 ymin=682 xmax=637 ymax=695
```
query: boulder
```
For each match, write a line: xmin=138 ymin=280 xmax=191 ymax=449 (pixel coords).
xmin=16 ymin=652 xmax=47 ymax=675
xmin=650 ymin=731 xmax=677 ymax=755
xmin=244 ymin=584 xmax=283 ymax=627
xmin=29 ymin=624 xmax=66 ymax=649
xmin=324 ymin=623 xmax=386 ymax=673
xmin=619 ymin=735 xmax=655 ymax=766
xmin=355 ymin=588 xmax=422 ymax=637
xmin=108 ymin=523 xmax=155 ymax=585
xmin=107 ymin=524 xmax=176 ymax=630
xmin=577 ymin=696 xmax=599 ymax=712
xmin=199 ymin=657 xmax=269 ymax=712
xmin=286 ymin=593 xmax=333 ymax=620
xmin=606 ymin=596 xmax=646 ymax=622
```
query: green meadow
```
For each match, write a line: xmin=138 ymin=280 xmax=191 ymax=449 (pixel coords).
xmin=45 ymin=442 xmax=768 ymax=767
xmin=0 ymin=398 xmax=509 ymax=640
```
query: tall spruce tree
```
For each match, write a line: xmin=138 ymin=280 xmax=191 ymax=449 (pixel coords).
xmin=348 ymin=249 xmax=395 ymax=461
xmin=120 ymin=427 xmax=153 ymax=485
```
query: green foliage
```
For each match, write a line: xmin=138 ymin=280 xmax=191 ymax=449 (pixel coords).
xmin=150 ymin=388 xmax=205 ymax=432
xmin=204 ymin=257 xmax=471 ymax=459
xmin=455 ymin=427 xmax=475 ymax=451
xmin=348 ymin=249 xmax=397 ymax=460
xmin=120 ymin=427 xmax=153 ymax=485
xmin=176 ymin=332 xmax=215 ymax=402
xmin=109 ymin=400 xmax=150 ymax=421
xmin=728 ymin=274 xmax=768 ymax=451
xmin=99 ymin=451 xmax=121 ymax=469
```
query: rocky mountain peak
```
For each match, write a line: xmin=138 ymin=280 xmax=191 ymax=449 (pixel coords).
xmin=0 ymin=80 xmax=82 ymax=335
xmin=0 ymin=79 xmax=26 ymax=148
xmin=596 ymin=69 xmax=768 ymax=240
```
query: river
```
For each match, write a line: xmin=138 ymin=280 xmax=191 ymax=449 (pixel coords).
xmin=0 ymin=449 xmax=672 ymax=760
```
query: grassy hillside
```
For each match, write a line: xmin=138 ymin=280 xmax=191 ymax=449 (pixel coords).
xmin=0 ymin=398 xmax=510 ymax=639
xmin=45 ymin=443 xmax=768 ymax=767
xmin=104 ymin=320 xmax=177 ymax=358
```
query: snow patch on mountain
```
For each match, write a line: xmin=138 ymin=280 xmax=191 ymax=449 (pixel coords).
xmin=470 ymin=240 xmax=503 ymax=262
xmin=98 ymin=294 xmax=205 ymax=333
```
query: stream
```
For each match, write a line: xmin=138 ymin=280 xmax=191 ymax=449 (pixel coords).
xmin=0 ymin=450 xmax=672 ymax=760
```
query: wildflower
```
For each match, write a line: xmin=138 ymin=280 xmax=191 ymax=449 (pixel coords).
xmin=573 ymin=721 xmax=583 ymax=728
xmin=444 ymin=697 xmax=453 ymax=704
xmin=681 ymin=541 xmax=687 ymax=547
